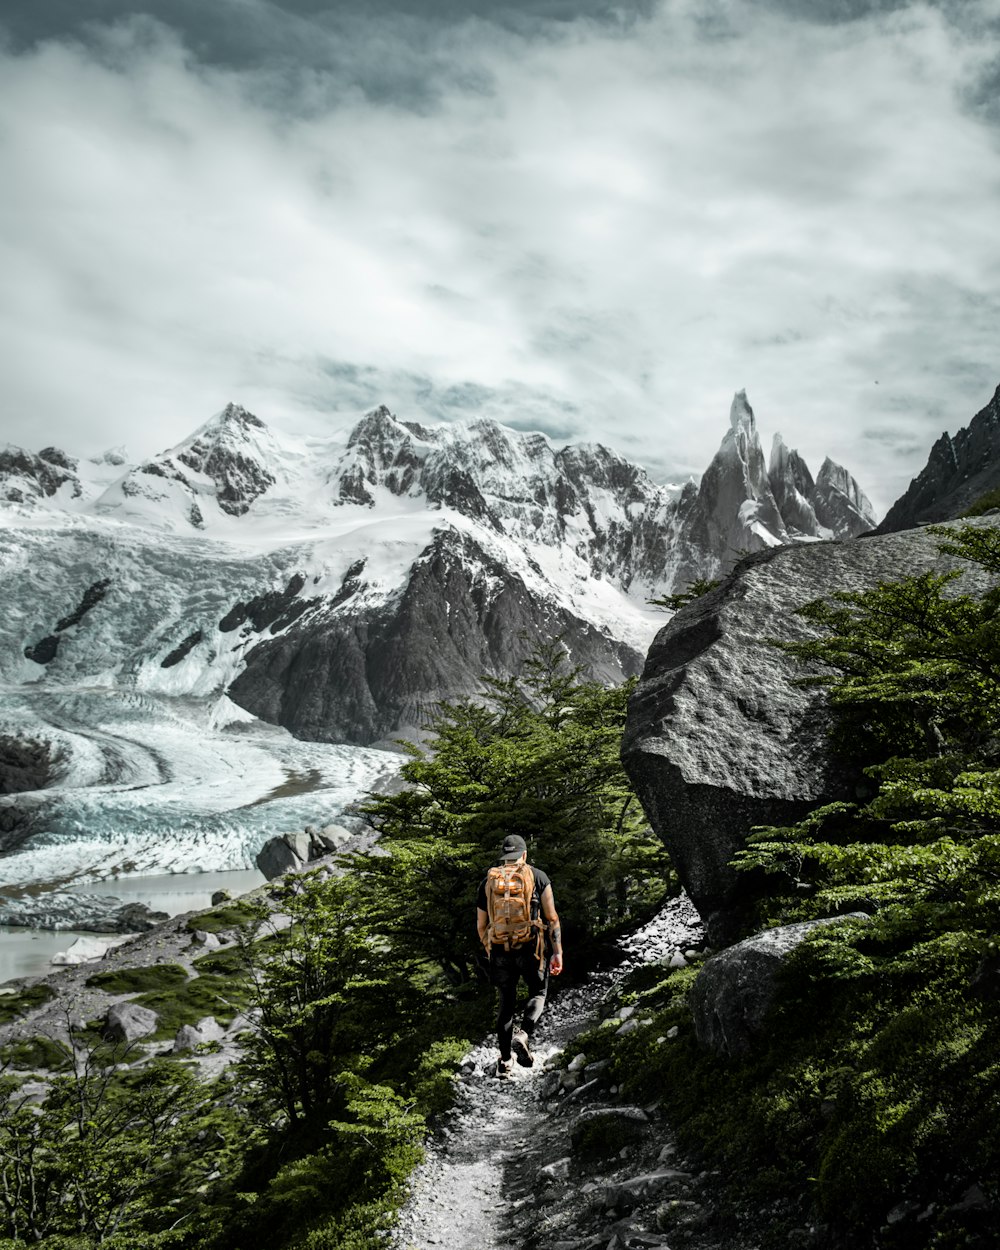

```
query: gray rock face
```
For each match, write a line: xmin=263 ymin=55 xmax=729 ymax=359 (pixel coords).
xmin=0 ymin=445 xmax=80 ymax=504
xmin=691 ymin=915 xmax=868 ymax=1056
xmin=314 ymin=824 xmax=351 ymax=853
xmin=878 ymin=383 xmax=1000 ymax=532
xmin=621 ymin=517 xmax=1000 ymax=941
xmin=229 ymin=527 xmax=642 ymax=745
xmin=105 ymin=1001 xmax=158 ymax=1043
xmin=814 ymin=457 xmax=877 ymax=538
xmin=175 ymin=403 xmax=276 ymax=516
xmin=0 ymin=735 xmax=55 ymax=795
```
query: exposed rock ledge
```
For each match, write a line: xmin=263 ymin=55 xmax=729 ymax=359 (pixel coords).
xmin=621 ymin=516 xmax=1000 ymax=944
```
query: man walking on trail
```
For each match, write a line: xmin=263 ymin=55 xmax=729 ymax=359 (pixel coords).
xmin=477 ymin=834 xmax=563 ymax=1079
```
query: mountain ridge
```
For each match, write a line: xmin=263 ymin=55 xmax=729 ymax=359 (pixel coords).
xmin=0 ymin=393 xmax=876 ymax=746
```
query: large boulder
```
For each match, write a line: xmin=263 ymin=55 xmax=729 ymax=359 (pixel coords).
xmin=173 ymin=1015 xmax=225 ymax=1053
xmin=104 ymin=1002 xmax=158 ymax=1044
xmin=621 ymin=517 xmax=999 ymax=942
xmin=255 ymin=833 xmax=308 ymax=880
xmin=690 ymin=915 xmax=868 ymax=1057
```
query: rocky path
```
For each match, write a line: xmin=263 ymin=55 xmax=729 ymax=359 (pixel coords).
xmin=393 ymin=895 xmax=767 ymax=1250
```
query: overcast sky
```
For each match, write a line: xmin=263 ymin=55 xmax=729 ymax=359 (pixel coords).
xmin=1 ymin=0 xmax=999 ymax=516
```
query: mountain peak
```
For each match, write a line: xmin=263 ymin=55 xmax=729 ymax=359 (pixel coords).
xmin=730 ymin=389 xmax=756 ymax=432
xmin=197 ymin=403 xmax=268 ymax=440
xmin=346 ymin=405 xmax=404 ymax=449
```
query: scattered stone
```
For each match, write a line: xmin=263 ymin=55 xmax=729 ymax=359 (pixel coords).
xmin=538 ymin=1072 xmax=562 ymax=1098
xmin=568 ymin=1052 xmax=589 ymax=1071
xmin=566 ymin=1078 xmax=602 ymax=1103
xmin=191 ymin=930 xmax=221 ymax=948
xmin=210 ymin=890 xmax=232 ymax=906
xmin=616 ymin=1018 xmax=640 ymax=1037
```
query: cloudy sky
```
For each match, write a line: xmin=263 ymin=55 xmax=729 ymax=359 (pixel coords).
xmin=1 ymin=0 xmax=998 ymax=516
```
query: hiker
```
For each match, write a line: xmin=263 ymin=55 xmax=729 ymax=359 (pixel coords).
xmin=476 ymin=833 xmax=563 ymax=1079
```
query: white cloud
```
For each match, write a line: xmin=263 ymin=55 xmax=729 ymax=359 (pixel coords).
xmin=0 ymin=1 xmax=998 ymax=515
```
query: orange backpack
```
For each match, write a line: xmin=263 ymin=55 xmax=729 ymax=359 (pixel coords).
xmin=485 ymin=862 xmax=545 ymax=960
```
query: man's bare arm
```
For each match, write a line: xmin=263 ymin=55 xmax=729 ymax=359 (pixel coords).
xmin=477 ymin=906 xmax=489 ymax=946
xmin=541 ymin=884 xmax=563 ymax=975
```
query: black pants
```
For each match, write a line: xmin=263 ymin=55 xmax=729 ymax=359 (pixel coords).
xmin=490 ymin=945 xmax=549 ymax=1061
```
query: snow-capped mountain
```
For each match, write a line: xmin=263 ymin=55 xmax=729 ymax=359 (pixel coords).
xmin=1 ymin=393 xmax=875 ymax=751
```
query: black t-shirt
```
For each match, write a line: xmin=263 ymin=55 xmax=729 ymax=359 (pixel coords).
xmin=477 ymin=864 xmax=551 ymax=920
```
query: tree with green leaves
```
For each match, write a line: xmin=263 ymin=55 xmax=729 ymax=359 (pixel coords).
xmin=350 ymin=640 xmax=674 ymax=984
xmin=0 ymin=1034 xmax=236 ymax=1248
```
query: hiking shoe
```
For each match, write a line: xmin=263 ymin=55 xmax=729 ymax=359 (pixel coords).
xmin=512 ymin=1028 xmax=534 ymax=1068
xmin=496 ymin=1056 xmax=514 ymax=1079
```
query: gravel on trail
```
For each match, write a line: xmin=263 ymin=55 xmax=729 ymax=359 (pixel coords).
xmin=392 ymin=894 xmax=770 ymax=1250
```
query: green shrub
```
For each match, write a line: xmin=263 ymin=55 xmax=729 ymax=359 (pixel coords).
xmin=0 ymin=1035 xmax=71 ymax=1071
xmin=86 ymin=963 xmax=190 ymax=993
xmin=186 ymin=902 xmax=259 ymax=934
xmin=0 ymin=983 xmax=56 ymax=1026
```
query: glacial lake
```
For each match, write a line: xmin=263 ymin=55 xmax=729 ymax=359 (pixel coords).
xmin=0 ymin=869 xmax=267 ymax=986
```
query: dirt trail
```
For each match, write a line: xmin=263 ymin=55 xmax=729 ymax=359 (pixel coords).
xmin=393 ymin=895 xmax=711 ymax=1250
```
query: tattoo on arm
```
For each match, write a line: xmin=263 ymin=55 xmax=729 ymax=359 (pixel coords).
xmin=549 ymin=923 xmax=562 ymax=952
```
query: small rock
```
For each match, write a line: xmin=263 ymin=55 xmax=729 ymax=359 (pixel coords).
xmin=568 ymin=1052 xmax=589 ymax=1072
xmin=210 ymin=890 xmax=232 ymax=906
xmin=566 ymin=1078 xmax=602 ymax=1103
xmin=538 ymin=1071 xmax=562 ymax=1098
xmin=618 ymin=1005 xmax=636 ymax=1021
xmin=616 ymin=1018 xmax=640 ymax=1037
xmin=191 ymin=930 xmax=221 ymax=948
xmin=538 ymin=1157 xmax=572 ymax=1182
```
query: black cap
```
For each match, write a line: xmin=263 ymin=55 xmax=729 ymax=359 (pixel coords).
xmin=500 ymin=834 xmax=527 ymax=861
